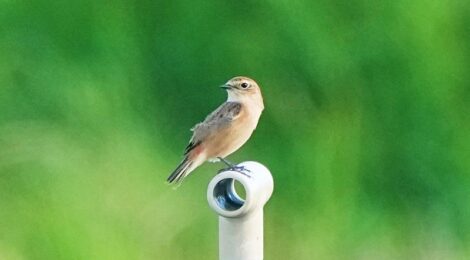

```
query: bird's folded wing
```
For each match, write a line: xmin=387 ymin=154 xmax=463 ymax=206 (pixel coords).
xmin=204 ymin=101 xmax=242 ymax=123
xmin=184 ymin=102 xmax=242 ymax=155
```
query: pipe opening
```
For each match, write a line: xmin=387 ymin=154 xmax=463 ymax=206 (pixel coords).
xmin=213 ymin=178 xmax=245 ymax=211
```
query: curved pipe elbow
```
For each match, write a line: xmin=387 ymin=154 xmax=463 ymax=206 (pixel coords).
xmin=207 ymin=161 xmax=273 ymax=218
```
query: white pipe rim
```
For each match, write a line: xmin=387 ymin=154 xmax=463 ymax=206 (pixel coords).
xmin=207 ymin=170 xmax=253 ymax=218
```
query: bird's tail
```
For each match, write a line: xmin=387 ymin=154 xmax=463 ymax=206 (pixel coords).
xmin=167 ymin=156 xmax=195 ymax=184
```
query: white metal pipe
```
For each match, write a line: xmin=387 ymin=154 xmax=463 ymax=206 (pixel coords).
xmin=207 ymin=161 xmax=274 ymax=260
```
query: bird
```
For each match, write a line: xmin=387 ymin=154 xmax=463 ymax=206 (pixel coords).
xmin=167 ymin=76 xmax=264 ymax=185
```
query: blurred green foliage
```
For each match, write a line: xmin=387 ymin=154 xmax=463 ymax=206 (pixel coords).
xmin=1 ymin=0 xmax=469 ymax=259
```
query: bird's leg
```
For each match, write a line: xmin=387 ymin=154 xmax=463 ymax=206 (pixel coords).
xmin=217 ymin=157 xmax=251 ymax=177
xmin=218 ymin=157 xmax=235 ymax=168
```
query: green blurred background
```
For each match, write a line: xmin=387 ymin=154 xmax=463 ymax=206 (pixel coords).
xmin=1 ymin=0 xmax=469 ymax=259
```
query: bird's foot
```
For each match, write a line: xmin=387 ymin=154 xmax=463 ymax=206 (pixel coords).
xmin=216 ymin=157 xmax=251 ymax=177
xmin=217 ymin=165 xmax=251 ymax=177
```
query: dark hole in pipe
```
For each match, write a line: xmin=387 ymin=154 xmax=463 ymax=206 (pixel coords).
xmin=213 ymin=178 xmax=245 ymax=211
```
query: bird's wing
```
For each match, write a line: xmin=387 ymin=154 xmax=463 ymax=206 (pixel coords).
xmin=184 ymin=102 xmax=242 ymax=155
xmin=203 ymin=101 xmax=243 ymax=124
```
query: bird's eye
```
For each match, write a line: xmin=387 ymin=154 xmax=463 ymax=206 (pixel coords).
xmin=241 ymin=83 xmax=249 ymax=89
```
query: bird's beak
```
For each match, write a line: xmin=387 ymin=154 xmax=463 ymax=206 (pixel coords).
xmin=220 ymin=84 xmax=232 ymax=90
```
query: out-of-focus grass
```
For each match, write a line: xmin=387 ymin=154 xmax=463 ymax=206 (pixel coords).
xmin=1 ymin=0 xmax=469 ymax=259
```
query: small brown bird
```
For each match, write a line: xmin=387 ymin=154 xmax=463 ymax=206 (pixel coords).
xmin=167 ymin=76 xmax=264 ymax=184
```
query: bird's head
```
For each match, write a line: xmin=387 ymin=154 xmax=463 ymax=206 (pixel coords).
xmin=221 ymin=76 xmax=264 ymax=109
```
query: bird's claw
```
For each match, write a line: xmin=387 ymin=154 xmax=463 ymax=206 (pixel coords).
xmin=218 ymin=165 xmax=251 ymax=178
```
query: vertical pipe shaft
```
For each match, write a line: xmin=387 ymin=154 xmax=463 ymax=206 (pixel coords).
xmin=219 ymin=209 xmax=263 ymax=260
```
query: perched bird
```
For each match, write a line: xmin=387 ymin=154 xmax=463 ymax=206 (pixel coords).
xmin=167 ymin=76 xmax=264 ymax=185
